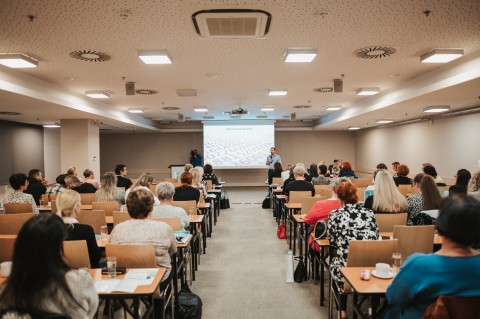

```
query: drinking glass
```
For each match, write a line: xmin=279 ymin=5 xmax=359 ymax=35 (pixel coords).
xmin=100 ymin=225 xmax=108 ymax=242
xmin=39 ymin=197 xmax=44 ymax=207
xmin=392 ymin=253 xmax=402 ymax=275
xmin=106 ymin=256 xmax=117 ymax=278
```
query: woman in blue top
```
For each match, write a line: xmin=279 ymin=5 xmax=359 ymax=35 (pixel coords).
xmin=383 ymin=195 xmax=480 ymax=319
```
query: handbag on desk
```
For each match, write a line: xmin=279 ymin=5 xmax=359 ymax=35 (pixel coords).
xmin=220 ymin=191 xmax=230 ymax=209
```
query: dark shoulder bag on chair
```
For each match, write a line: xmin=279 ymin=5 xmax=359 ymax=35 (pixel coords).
xmin=293 ymin=257 xmax=307 ymax=283
xmin=313 ymin=220 xmax=327 ymax=240
xmin=220 ymin=191 xmax=230 ymax=209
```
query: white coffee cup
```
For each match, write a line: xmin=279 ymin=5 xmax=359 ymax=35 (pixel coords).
xmin=0 ymin=261 xmax=12 ymax=277
xmin=375 ymin=263 xmax=390 ymax=276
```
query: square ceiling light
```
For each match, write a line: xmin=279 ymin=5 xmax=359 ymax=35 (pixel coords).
xmin=43 ymin=123 xmax=60 ymax=128
xmin=325 ymin=105 xmax=342 ymax=111
xmin=356 ymin=87 xmax=380 ymax=96
xmin=85 ymin=90 xmax=110 ymax=99
xmin=420 ymin=49 xmax=463 ymax=63
xmin=284 ymin=48 xmax=317 ymax=63
xmin=423 ymin=105 xmax=450 ymax=113
xmin=376 ymin=118 xmax=394 ymax=124
xmin=268 ymin=89 xmax=287 ymax=96
xmin=138 ymin=50 xmax=173 ymax=64
xmin=261 ymin=106 xmax=275 ymax=112
xmin=0 ymin=53 xmax=38 ymax=68
xmin=347 ymin=126 xmax=361 ymax=130
xmin=128 ymin=108 xmax=144 ymax=113
xmin=194 ymin=107 xmax=208 ymax=112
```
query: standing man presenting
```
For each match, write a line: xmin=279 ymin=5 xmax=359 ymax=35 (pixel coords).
xmin=266 ymin=147 xmax=282 ymax=183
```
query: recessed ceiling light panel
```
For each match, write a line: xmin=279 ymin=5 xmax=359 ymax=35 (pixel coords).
xmin=261 ymin=107 xmax=275 ymax=112
xmin=194 ymin=108 xmax=208 ymax=112
xmin=138 ymin=50 xmax=173 ymax=64
xmin=85 ymin=90 xmax=110 ymax=99
xmin=284 ymin=48 xmax=317 ymax=63
xmin=268 ymin=89 xmax=288 ymax=96
xmin=347 ymin=126 xmax=361 ymax=130
xmin=325 ymin=105 xmax=342 ymax=111
xmin=423 ymin=105 xmax=450 ymax=113
xmin=356 ymin=87 xmax=380 ymax=96
xmin=43 ymin=123 xmax=61 ymax=128
xmin=128 ymin=108 xmax=144 ymax=113
xmin=376 ymin=118 xmax=394 ymax=124
xmin=420 ymin=49 xmax=464 ymax=63
xmin=0 ymin=53 xmax=38 ymax=68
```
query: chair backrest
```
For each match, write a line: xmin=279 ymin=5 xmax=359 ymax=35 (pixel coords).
xmin=347 ymin=239 xmax=398 ymax=266
xmin=397 ymin=184 xmax=412 ymax=197
xmin=151 ymin=217 xmax=183 ymax=231
xmin=42 ymin=193 xmax=57 ymax=204
xmin=357 ymin=187 xmax=365 ymax=202
xmin=0 ymin=235 xmax=17 ymax=263
xmin=4 ymin=203 xmax=34 ymax=214
xmin=272 ymin=177 xmax=283 ymax=186
xmin=393 ymin=225 xmax=435 ymax=260
xmin=352 ymin=178 xmax=370 ymax=189
xmin=112 ymin=211 xmax=131 ymax=226
xmin=63 ymin=240 xmax=90 ymax=268
xmin=0 ymin=213 xmax=34 ymax=235
xmin=375 ymin=212 xmax=408 ymax=232
xmin=422 ymin=295 xmax=480 ymax=319
xmin=105 ymin=243 xmax=157 ymax=268
xmin=171 ymin=200 xmax=197 ymax=215
xmin=51 ymin=200 xmax=57 ymax=213
xmin=205 ymin=180 xmax=213 ymax=191
xmin=317 ymin=187 xmax=334 ymax=199
xmin=92 ymin=201 xmax=119 ymax=216
xmin=79 ymin=193 xmax=96 ymax=205
xmin=300 ymin=196 xmax=321 ymax=214
xmin=164 ymin=178 xmax=178 ymax=183
xmin=289 ymin=191 xmax=312 ymax=203
xmin=149 ymin=184 xmax=158 ymax=195
xmin=76 ymin=210 xmax=106 ymax=234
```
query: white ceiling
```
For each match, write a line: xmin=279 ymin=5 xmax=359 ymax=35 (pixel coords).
xmin=0 ymin=0 xmax=479 ymax=132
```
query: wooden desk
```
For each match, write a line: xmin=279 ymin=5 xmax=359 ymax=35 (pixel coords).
xmin=188 ymin=215 xmax=205 ymax=276
xmin=314 ymin=237 xmax=331 ymax=306
xmin=173 ymin=234 xmax=194 ymax=298
xmin=274 ymin=194 xmax=286 ymax=223
xmin=198 ymin=201 xmax=212 ymax=238
xmin=341 ymin=267 xmax=393 ymax=318
xmin=37 ymin=204 xmax=92 ymax=212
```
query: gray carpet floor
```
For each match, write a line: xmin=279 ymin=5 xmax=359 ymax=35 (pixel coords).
xmin=192 ymin=187 xmax=328 ymax=319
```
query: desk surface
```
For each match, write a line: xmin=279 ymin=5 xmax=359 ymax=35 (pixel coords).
xmin=189 ymin=215 xmax=204 ymax=223
xmin=276 ymin=194 xmax=286 ymax=199
xmin=341 ymin=267 xmax=393 ymax=294
xmin=284 ymin=203 xmax=302 ymax=209
xmin=90 ymin=268 xmax=166 ymax=295
xmin=293 ymin=215 xmax=305 ymax=223
xmin=198 ymin=202 xmax=210 ymax=208
xmin=177 ymin=234 xmax=193 ymax=248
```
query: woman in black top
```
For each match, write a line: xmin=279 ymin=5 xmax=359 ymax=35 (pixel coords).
xmin=393 ymin=164 xmax=413 ymax=186
xmin=174 ymin=172 xmax=201 ymax=203
xmin=268 ymin=162 xmax=283 ymax=185
xmin=449 ymin=168 xmax=471 ymax=196
xmin=202 ymin=164 xmax=220 ymax=185
xmin=65 ymin=175 xmax=97 ymax=193
xmin=56 ymin=189 xmax=101 ymax=268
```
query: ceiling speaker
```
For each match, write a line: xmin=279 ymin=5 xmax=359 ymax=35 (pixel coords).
xmin=333 ymin=79 xmax=343 ymax=93
xmin=290 ymin=112 xmax=296 ymax=121
xmin=125 ymin=82 xmax=135 ymax=95
xmin=178 ymin=114 xmax=185 ymax=122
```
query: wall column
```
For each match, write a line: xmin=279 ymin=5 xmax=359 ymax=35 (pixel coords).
xmin=60 ymin=119 xmax=100 ymax=179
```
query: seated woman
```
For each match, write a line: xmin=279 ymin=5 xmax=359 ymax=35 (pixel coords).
xmin=327 ymin=182 xmax=379 ymax=319
xmin=56 ymin=189 xmax=101 ymax=268
xmin=467 ymin=171 xmax=480 ymax=201
xmin=83 ymin=169 xmax=99 ymax=189
xmin=65 ymin=175 xmax=97 ymax=194
xmin=190 ymin=167 xmax=207 ymax=201
xmin=202 ymin=164 xmax=220 ymax=185
xmin=422 ymin=164 xmax=445 ymax=185
xmin=109 ymin=188 xmax=177 ymax=290
xmin=3 ymin=173 xmax=39 ymax=214
xmin=268 ymin=162 xmax=283 ymax=185
xmin=383 ymin=196 xmax=480 ymax=319
xmin=0 ymin=213 xmax=98 ymax=318
xmin=124 ymin=172 xmax=160 ymax=207
xmin=152 ymin=182 xmax=190 ymax=229
xmin=95 ymin=171 xmax=125 ymax=205
xmin=364 ymin=170 xmax=407 ymax=213
xmin=407 ymin=174 xmax=442 ymax=225
xmin=449 ymin=168 xmax=471 ymax=196
xmin=184 ymin=163 xmax=193 ymax=172
xmin=393 ymin=164 xmax=412 ymax=186
xmin=174 ymin=172 xmax=201 ymax=203
xmin=311 ymin=164 xmax=330 ymax=185
xmin=338 ymin=161 xmax=357 ymax=178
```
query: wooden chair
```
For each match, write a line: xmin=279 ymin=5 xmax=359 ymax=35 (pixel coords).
xmin=317 ymin=187 xmax=334 ymax=198
xmin=63 ymin=240 xmax=90 ymax=268
xmin=397 ymin=185 xmax=412 ymax=197
xmin=329 ymin=239 xmax=399 ymax=319
xmin=393 ymin=225 xmax=435 ymax=260
xmin=79 ymin=193 xmax=96 ymax=205
xmin=77 ymin=209 xmax=106 ymax=234
xmin=205 ymin=180 xmax=213 ymax=191
xmin=164 ymin=178 xmax=178 ymax=184
xmin=300 ymin=196 xmax=321 ymax=215
xmin=272 ymin=177 xmax=283 ymax=186
xmin=112 ymin=211 xmax=131 ymax=227
xmin=357 ymin=187 xmax=365 ymax=202
xmin=149 ymin=184 xmax=158 ymax=196
xmin=0 ymin=235 xmax=16 ymax=262
xmin=422 ymin=295 xmax=480 ymax=319
xmin=105 ymin=243 xmax=157 ymax=268
xmin=172 ymin=200 xmax=197 ymax=215
xmin=51 ymin=200 xmax=57 ymax=213
xmin=352 ymin=177 xmax=370 ymax=188
xmin=92 ymin=201 xmax=119 ymax=217
xmin=0 ymin=213 xmax=34 ymax=235
xmin=375 ymin=212 xmax=408 ymax=232
xmin=289 ymin=191 xmax=312 ymax=203
xmin=4 ymin=203 xmax=34 ymax=214
xmin=41 ymin=193 xmax=57 ymax=204
xmin=152 ymin=217 xmax=183 ymax=231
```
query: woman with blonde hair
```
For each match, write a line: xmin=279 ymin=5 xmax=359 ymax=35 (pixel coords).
xmin=95 ymin=172 xmax=125 ymax=204
xmin=190 ymin=167 xmax=206 ymax=201
xmin=64 ymin=175 xmax=96 ymax=194
xmin=364 ymin=170 xmax=407 ymax=213
xmin=124 ymin=172 xmax=160 ymax=206
xmin=56 ymin=190 xmax=101 ymax=267
xmin=184 ymin=163 xmax=193 ymax=172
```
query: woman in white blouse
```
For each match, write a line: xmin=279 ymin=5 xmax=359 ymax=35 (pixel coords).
xmin=3 ymin=173 xmax=39 ymax=214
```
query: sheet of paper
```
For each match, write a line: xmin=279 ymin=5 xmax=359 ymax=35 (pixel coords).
xmin=124 ymin=268 xmax=158 ymax=285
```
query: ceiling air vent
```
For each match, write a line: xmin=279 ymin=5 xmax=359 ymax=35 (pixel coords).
xmin=192 ymin=9 xmax=271 ymax=39
xmin=161 ymin=106 xmax=180 ymax=111
xmin=314 ymin=87 xmax=333 ymax=93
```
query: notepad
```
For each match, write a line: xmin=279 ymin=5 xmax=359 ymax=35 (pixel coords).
xmin=94 ymin=268 xmax=158 ymax=293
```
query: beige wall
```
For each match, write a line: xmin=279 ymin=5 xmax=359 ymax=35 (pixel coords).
xmin=100 ymin=130 xmax=356 ymax=186
xmin=354 ymin=112 xmax=480 ymax=182
xmin=43 ymin=127 xmax=61 ymax=182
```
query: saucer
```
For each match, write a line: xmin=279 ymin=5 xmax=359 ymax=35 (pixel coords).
xmin=371 ymin=270 xmax=394 ymax=279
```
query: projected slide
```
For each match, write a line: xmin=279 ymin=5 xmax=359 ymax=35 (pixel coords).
xmin=203 ymin=123 xmax=274 ymax=169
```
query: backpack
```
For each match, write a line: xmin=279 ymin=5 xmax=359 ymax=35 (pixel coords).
xmin=262 ymin=194 xmax=271 ymax=209
xmin=176 ymin=285 xmax=202 ymax=319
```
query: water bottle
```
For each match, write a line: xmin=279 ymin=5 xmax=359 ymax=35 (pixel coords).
xmin=285 ymin=250 xmax=294 ymax=282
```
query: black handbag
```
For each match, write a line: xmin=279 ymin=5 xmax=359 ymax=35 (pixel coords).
xmin=175 ymin=285 xmax=203 ymax=319
xmin=313 ymin=220 xmax=327 ymax=239
xmin=220 ymin=191 xmax=230 ymax=209
xmin=293 ymin=257 xmax=307 ymax=283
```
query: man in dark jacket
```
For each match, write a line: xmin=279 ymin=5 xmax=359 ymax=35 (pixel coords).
xmin=115 ymin=164 xmax=133 ymax=190
xmin=24 ymin=169 xmax=47 ymax=205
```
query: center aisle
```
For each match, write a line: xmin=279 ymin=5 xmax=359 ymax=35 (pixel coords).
xmin=193 ymin=187 xmax=326 ymax=318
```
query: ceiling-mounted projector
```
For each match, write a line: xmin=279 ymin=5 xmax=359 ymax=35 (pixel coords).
xmin=231 ymin=107 xmax=249 ymax=115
